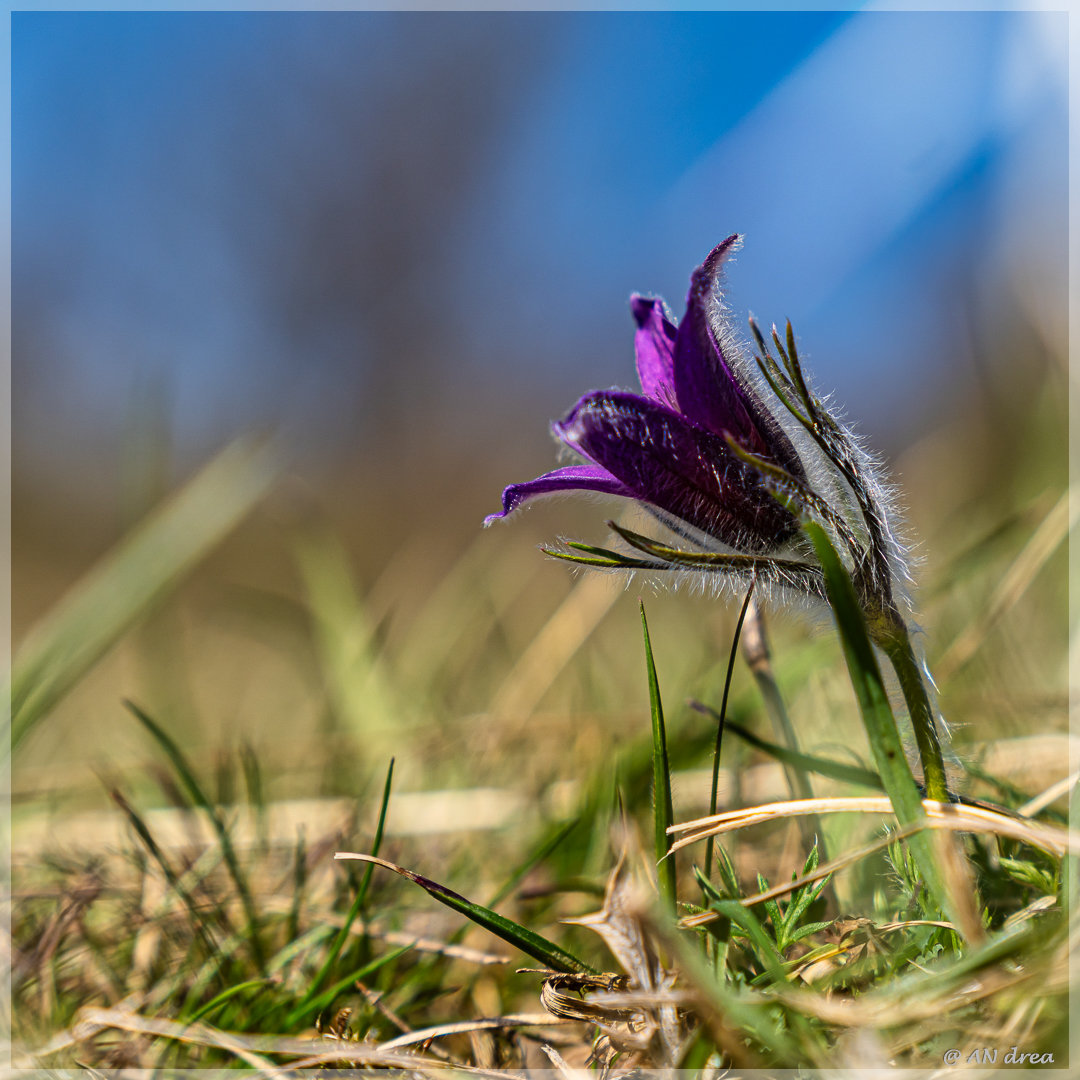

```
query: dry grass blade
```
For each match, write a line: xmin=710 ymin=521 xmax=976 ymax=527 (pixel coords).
xmin=539 ymin=973 xmax=635 ymax=1024
xmin=1016 ymin=770 xmax=1079 ymax=818
xmin=679 ymin=820 xmax=937 ymax=927
xmin=776 ymin=944 xmax=1053 ymax=1029
xmin=25 ymin=1005 xmax=518 ymax=1074
xmin=379 ymin=1014 xmax=570 ymax=1051
xmin=541 ymin=1042 xmax=589 ymax=1080
xmin=669 ymin=796 xmax=1080 ymax=856
xmin=936 ymin=487 xmax=1075 ymax=681
xmin=489 ymin=570 xmax=619 ymax=718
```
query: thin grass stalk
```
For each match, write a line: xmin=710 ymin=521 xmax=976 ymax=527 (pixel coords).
xmin=287 ymin=830 xmax=306 ymax=946
xmin=640 ymin=603 xmax=676 ymax=913
xmin=741 ymin=601 xmax=813 ymax=804
xmin=290 ymin=758 xmax=394 ymax=1025
xmin=126 ymin=700 xmax=266 ymax=972
xmin=108 ymin=788 xmax=221 ymax=960
xmin=704 ymin=581 xmax=755 ymax=883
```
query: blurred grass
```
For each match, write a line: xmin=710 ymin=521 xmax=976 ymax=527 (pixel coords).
xmin=8 ymin=321 xmax=1073 ymax=1068
xmin=9 ymin=438 xmax=278 ymax=753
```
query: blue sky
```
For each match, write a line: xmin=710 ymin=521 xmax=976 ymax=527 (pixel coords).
xmin=13 ymin=10 xmax=1069 ymax=478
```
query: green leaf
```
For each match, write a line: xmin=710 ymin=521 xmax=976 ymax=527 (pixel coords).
xmin=9 ymin=438 xmax=277 ymax=752
xmin=714 ymin=842 xmax=741 ymax=899
xmin=334 ymin=853 xmax=596 ymax=975
xmin=783 ymin=846 xmax=830 ymax=932
xmin=998 ymin=857 xmax=1056 ymax=895
xmin=709 ymin=899 xmax=787 ymax=984
xmin=787 ymin=920 xmax=834 ymax=945
xmin=640 ymin=602 xmax=677 ymax=913
xmin=758 ymin=872 xmax=784 ymax=936
xmin=543 ymin=546 xmax=665 ymax=570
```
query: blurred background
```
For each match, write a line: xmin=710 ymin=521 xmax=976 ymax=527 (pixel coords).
xmin=12 ymin=9 xmax=1069 ymax=814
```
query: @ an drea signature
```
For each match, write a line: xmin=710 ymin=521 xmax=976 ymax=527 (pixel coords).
xmin=943 ymin=1046 xmax=1055 ymax=1066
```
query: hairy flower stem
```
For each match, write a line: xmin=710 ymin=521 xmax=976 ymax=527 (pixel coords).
xmin=871 ymin=610 xmax=950 ymax=803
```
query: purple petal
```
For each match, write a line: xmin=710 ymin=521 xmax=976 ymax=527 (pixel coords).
xmin=554 ymin=391 xmax=799 ymax=552
xmin=672 ymin=235 xmax=757 ymax=438
xmin=484 ymin=464 xmax=635 ymax=525
xmin=673 ymin=236 xmax=805 ymax=477
xmin=630 ymin=295 xmax=678 ymax=406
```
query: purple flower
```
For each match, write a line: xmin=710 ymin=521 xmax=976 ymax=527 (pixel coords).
xmin=486 ymin=236 xmax=806 ymax=556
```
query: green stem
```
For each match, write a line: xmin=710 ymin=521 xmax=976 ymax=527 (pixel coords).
xmin=872 ymin=611 xmax=950 ymax=803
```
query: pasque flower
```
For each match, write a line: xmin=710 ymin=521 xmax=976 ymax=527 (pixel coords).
xmin=487 ymin=235 xmax=952 ymax=802
xmin=486 ymin=235 xmax=802 ymax=560
xmin=486 ymin=235 xmax=839 ymax=602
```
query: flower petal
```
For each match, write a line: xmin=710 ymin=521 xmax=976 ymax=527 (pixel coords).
xmin=630 ymin=295 xmax=678 ymax=405
xmin=672 ymin=235 xmax=755 ymax=435
xmin=484 ymin=464 xmax=635 ymax=525
xmin=673 ymin=235 xmax=805 ymax=477
xmin=553 ymin=391 xmax=799 ymax=552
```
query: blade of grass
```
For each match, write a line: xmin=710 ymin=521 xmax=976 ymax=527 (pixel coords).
xmin=108 ymin=788 xmax=222 ymax=960
xmin=334 ymin=853 xmax=596 ymax=975
xmin=804 ymin=523 xmax=973 ymax=936
xmin=704 ymin=582 xmax=754 ymax=884
xmin=292 ymin=943 xmax=415 ymax=1025
xmin=640 ymin=602 xmax=676 ymax=913
xmin=184 ymin=979 xmax=269 ymax=1025
xmin=288 ymin=828 xmax=307 ymax=945
xmin=292 ymin=758 xmax=394 ymax=1022
xmin=296 ymin=532 xmax=402 ymax=745
xmin=691 ymin=706 xmax=883 ymax=791
xmin=126 ymin=699 xmax=266 ymax=972
xmin=484 ymin=815 xmax=580 ymax=911
xmin=9 ymin=437 xmax=277 ymax=752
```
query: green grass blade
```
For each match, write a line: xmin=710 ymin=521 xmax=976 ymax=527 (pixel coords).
xmin=296 ymin=942 xmax=415 ymax=1022
xmin=703 ymin=898 xmax=787 ymax=983
xmin=126 ymin=699 xmax=266 ymax=972
xmin=184 ymin=978 xmax=269 ymax=1025
xmin=640 ymin=602 xmax=676 ymax=913
xmin=108 ymin=787 xmax=222 ymax=959
xmin=294 ymin=758 xmax=395 ymax=1019
xmin=803 ymin=522 xmax=951 ymax=922
xmin=334 ymin=853 xmax=596 ymax=975
xmin=695 ymin=707 xmax=883 ymax=791
xmin=288 ymin=829 xmax=307 ymax=945
xmin=485 ymin=815 xmax=579 ymax=910
xmin=9 ymin=437 xmax=277 ymax=752
xmin=705 ymin=583 xmax=753 ymax=883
